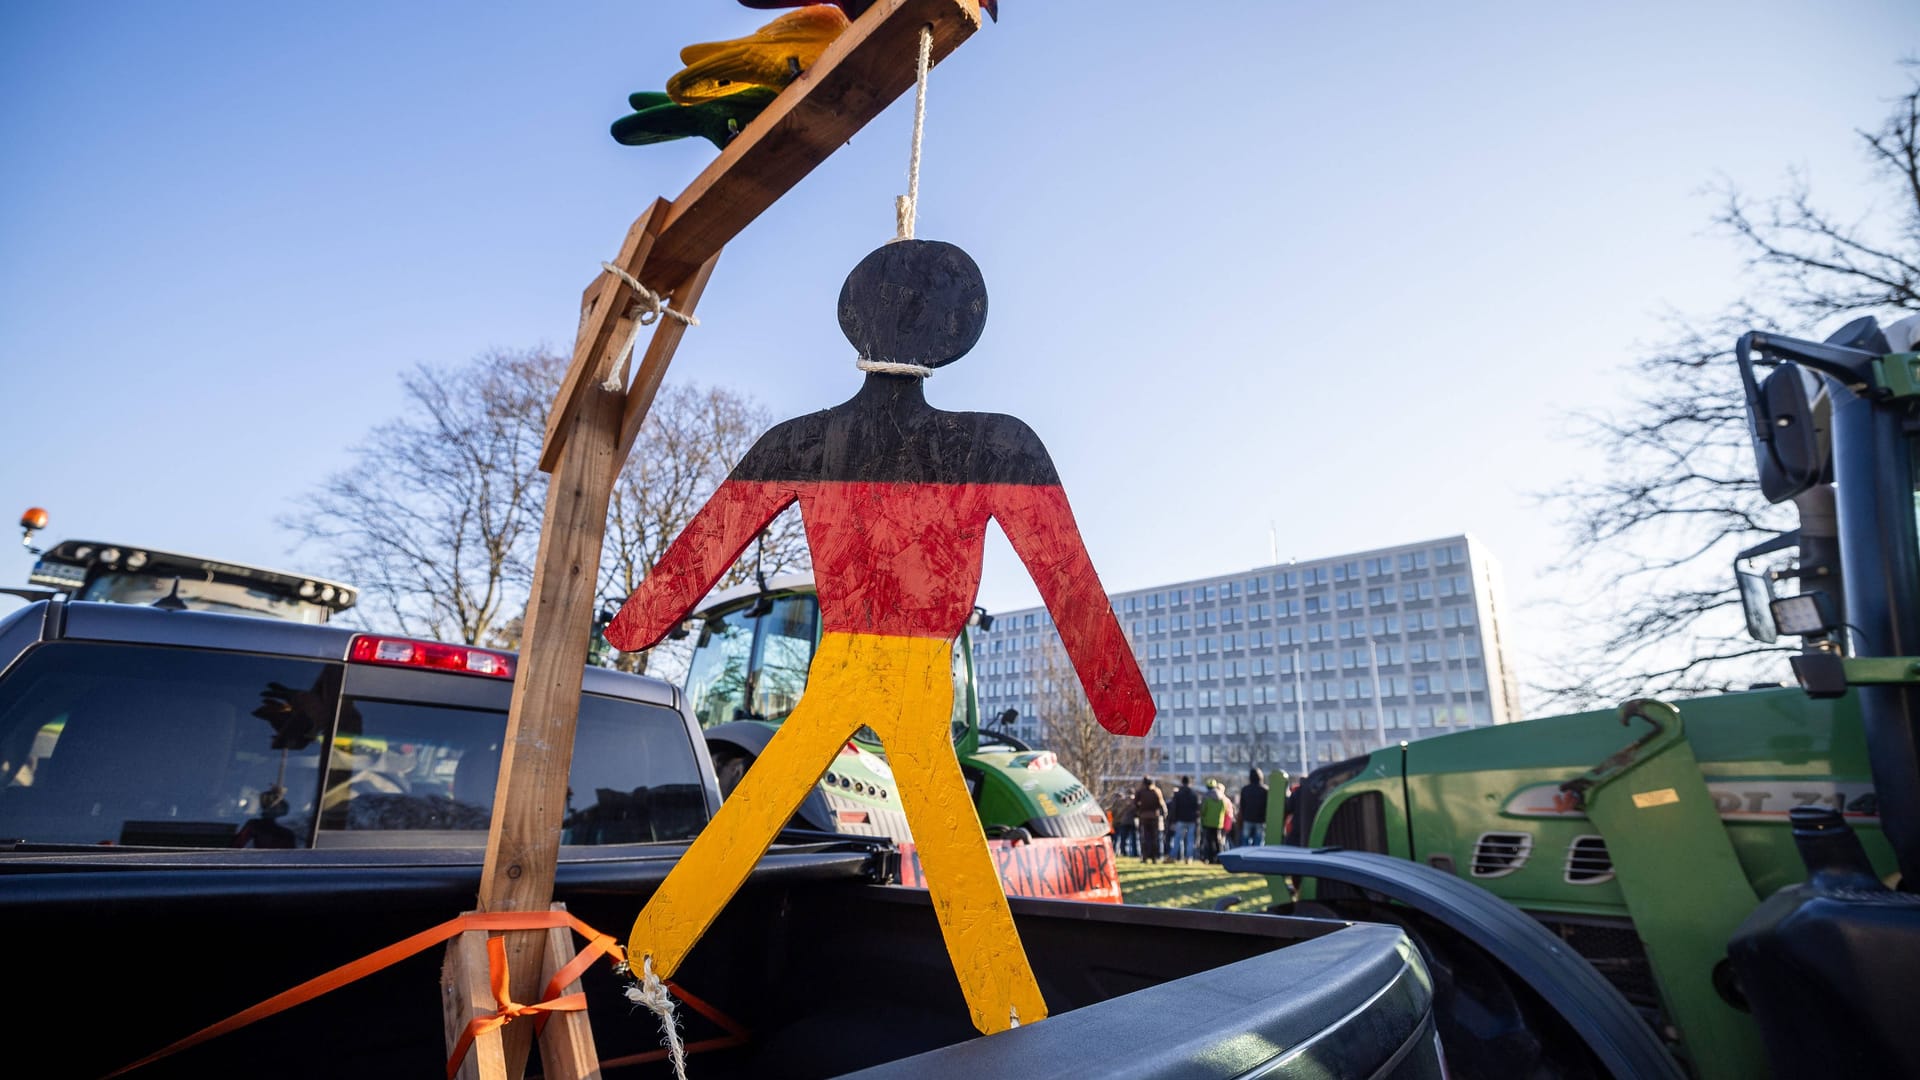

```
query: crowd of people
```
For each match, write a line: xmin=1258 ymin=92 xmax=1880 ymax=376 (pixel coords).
xmin=1108 ymin=768 xmax=1291 ymax=864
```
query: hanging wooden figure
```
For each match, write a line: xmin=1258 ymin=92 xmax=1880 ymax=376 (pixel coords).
xmin=607 ymin=238 xmax=1155 ymax=1035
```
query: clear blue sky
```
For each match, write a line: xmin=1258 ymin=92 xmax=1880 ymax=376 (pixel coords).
xmin=2 ymin=2 xmax=1913 ymax=704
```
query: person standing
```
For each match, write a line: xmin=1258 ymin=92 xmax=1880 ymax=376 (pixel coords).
xmin=1199 ymin=779 xmax=1229 ymax=863
xmin=1109 ymin=787 xmax=1139 ymax=858
xmin=1239 ymin=767 xmax=1270 ymax=847
xmin=1133 ymin=776 xmax=1167 ymax=863
xmin=1168 ymin=775 xmax=1201 ymax=863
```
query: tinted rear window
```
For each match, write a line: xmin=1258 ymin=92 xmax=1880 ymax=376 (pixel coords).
xmin=0 ymin=642 xmax=337 ymax=847
xmin=0 ymin=641 xmax=708 ymax=848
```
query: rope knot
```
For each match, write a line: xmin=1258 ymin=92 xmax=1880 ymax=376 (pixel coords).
xmin=624 ymin=955 xmax=689 ymax=1080
xmin=599 ymin=262 xmax=698 ymax=329
xmin=596 ymin=262 xmax=699 ymax=391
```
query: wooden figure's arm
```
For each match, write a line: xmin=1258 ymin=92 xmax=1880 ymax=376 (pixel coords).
xmin=991 ymin=482 xmax=1155 ymax=737
xmin=604 ymin=478 xmax=796 ymax=652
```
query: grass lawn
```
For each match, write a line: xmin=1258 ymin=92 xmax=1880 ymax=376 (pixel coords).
xmin=1114 ymin=854 xmax=1285 ymax=913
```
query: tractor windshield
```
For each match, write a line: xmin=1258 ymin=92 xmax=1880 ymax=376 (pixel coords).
xmin=80 ymin=571 xmax=334 ymax=624
xmin=684 ymin=592 xmax=818 ymax=728
xmin=684 ymin=588 xmax=979 ymax=748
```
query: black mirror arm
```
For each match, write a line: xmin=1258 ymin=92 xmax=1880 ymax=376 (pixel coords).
xmin=1736 ymin=531 xmax=1802 ymax=564
xmin=1745 ymin=331 xmax=1880 ymax=389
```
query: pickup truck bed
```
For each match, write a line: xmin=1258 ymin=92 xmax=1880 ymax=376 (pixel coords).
xmin=3 ymin=837 xmax=1435 ymax=1079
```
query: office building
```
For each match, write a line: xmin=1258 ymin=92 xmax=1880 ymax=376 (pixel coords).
xmin=971 ymin=534 xmax=1522 ymax=782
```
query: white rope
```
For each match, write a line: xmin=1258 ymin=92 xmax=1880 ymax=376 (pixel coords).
xmin=623 ymin=956 xmax=689 ymax=1080
xmin=597 ymin=261 xmax=700 ymax=392
xmin=856 ymin=358 xmax=933 ymax=377
xmin=892 ymin=25 xmax=934 ymax=243
xmin=859 ymin=25 xmax=940 ymax=380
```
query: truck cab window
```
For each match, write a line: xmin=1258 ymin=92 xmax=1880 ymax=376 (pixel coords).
xmin=0 ymin=643 xmax=337 ymax=848
xmin=317 ymin=693 xmax=708 ymax=846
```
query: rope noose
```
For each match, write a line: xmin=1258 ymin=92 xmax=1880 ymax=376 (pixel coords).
xmin=857 ymin=25 xmax=938 ymax=380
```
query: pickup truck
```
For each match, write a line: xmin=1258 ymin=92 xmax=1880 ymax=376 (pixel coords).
xmin=0 ymin=597 xmax=1446 ymax=1078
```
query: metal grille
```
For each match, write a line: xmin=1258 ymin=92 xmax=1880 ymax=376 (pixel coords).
xmin=1540 ymin=916 xmax=1663 ymax=1017
xmin=1322 ymin=791 xmax=1388 ymax=853
xmin=1469 ymin=830 xmax=1532 ymax=877
xmin=1564 ymin=834 xmax=1614 ymax=883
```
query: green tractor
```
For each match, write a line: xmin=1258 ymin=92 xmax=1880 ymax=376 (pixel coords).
xmin=669 ymin=573 xmax=1119 ymax=901
xmin=1226 ymin=313 xmax=1920 ymax=1078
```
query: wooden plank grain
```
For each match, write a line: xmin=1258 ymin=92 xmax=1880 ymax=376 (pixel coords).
xmin=642 ymin=0 xmax=983 ymax=291
xmin=479 ymin=380 xmax=625 ymax=1074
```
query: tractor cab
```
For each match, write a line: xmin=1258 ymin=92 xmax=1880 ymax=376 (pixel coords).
xmin=677 ymin=573 xmax=1112 ymax=857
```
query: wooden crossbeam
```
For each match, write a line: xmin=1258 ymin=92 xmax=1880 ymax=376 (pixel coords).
xmin=538 ymin=0 xmax=983 ymax=471
xmin=466 ymin=4 xmax=988 ymax=1077
xmin=644 ymin=0 xmax=985 ymax=291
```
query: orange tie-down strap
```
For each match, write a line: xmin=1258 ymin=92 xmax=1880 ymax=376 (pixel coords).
xmin=102 ymin=909 xmax=749 ymax=1078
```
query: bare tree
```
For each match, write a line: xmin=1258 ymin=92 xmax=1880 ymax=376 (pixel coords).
xmin=285 ymin=348 xmax=560 ymax=644
xmin=1539 ymin=70 xmax=1920 ymax=709
xmin=598 ymin=383 xmax=809 ymax=676
xmin=288 ymin=356 xmax=805 ymax=659
xmin=1020 ymin=632 xmax=1161 ymax=794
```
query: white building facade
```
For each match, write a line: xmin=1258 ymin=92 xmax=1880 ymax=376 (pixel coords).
xmin=972 ymin=535 xmax=1522 ymax=781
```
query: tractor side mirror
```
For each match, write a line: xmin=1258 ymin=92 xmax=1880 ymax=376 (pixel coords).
xmin=1748 ymin=362 xmax=1832 ymax=504
xmin=1737 ymin=567 xmax=1779 ymax=644
xmin=1734 ymin=531 xmax=1801 ymax=645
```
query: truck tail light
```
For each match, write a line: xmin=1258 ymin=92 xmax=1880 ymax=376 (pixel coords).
xmin=348 ymin=635 xmax=515 ymax=679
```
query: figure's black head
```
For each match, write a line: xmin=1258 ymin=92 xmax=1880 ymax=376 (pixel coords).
xmin=838 ymin=239 xmax=988 ymax=368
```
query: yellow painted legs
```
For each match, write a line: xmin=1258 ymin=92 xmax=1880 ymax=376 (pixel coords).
xmin=880 ymin=682 xmax=1048 ymax=1031
xmin=626 ymin=631 xmax=1047 ymax=1034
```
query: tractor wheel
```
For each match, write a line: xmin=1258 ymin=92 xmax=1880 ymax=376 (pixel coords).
xmin=710 ymin=744 xmax=754 ymax=801
xmin=1290 ymin=900 xmax=1607 ymax=1080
